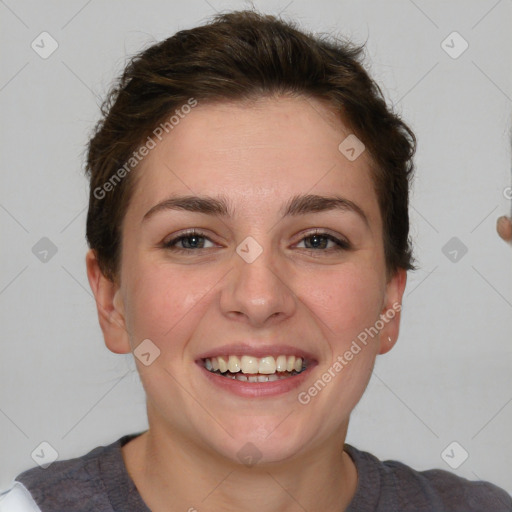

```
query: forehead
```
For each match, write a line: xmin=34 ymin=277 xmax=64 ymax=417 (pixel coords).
xmin=126 ymin=96 xmax=380 ymax=228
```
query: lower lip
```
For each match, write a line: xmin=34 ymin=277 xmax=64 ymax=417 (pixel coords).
xmin=197 ymin=361 xmax=316 ymax=398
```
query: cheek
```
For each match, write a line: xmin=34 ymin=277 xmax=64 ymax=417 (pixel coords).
xmin=123 ymin=260 xmax=217 ymax=351
xmin=302 ymin=264 xmax=382 ymax=339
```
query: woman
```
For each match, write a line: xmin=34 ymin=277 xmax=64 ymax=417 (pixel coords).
xmin=2 ymin=9 xmax=511 ymax=512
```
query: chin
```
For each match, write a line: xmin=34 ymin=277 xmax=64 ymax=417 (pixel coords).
xmin=200 ymin=420 xmax=308 ymax=467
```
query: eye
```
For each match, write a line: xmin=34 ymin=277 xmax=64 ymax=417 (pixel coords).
xmin=162 ymin=230 xmax=215 ymax=252
xmin=161 ymin=229 xmax=351 ymax=254
xmin=294 ymin=230 xmax=350 ymax=252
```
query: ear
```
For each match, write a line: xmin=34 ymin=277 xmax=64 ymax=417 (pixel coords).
xmin=377 ymin=267 xmax=407 ymax=355
xmin=85 ymin=249 xmax=131 ymax=354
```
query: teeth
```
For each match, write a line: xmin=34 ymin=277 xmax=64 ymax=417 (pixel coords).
xmin=240 ymin=355 xmax=259 ymax=374
xmin=203 ymin=354 xmax=305 ymax=376
xmin=275 ymin=355 xmax=287 ymax=372
xmin=218 ymin=356 xmax=228 ymax=373
xmin=228 ymin=355 xmax=241 ymax=373
xmin=258 ymin=356 xmax=276 ymax=374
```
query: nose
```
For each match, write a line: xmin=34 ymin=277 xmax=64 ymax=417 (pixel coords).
xmin=220 ymin=239 xmax=297 ymax=327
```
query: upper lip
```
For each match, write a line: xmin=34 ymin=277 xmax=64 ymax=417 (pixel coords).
xmin=196 ymin=343 xmax=318 ymax=365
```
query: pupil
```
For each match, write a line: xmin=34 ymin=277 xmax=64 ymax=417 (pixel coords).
xmin=186 ymin=236 xmax=201 ymax=248
xmin=308 ymin=235 xmax=325 ymax=249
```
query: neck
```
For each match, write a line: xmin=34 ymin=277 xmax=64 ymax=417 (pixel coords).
xmin=122 ymin=418 xmax=358 ymax=512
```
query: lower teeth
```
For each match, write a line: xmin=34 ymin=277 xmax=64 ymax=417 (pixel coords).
xmin=208 ymin=369 xmax=304 ymax=382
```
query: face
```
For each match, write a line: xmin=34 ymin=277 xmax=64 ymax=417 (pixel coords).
xmin=87 ymin=95 xmax=406 ymax=465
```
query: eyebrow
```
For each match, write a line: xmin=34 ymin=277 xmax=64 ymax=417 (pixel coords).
xmin=142 ymin=193 xmax=370 ymax=228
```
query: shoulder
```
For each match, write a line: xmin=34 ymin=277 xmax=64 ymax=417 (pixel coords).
xmin=344 ymin=444 xmax=512 ymax=512
xmin=2 ymin=433 xmax=141 ymax=512
xmin=14 ymin=443 xmax=108 ymax=508
xmin=385 ymin=457 xmax=512 ymax=511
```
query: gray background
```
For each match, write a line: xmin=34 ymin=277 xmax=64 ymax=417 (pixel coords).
xmin=1 ymin=0 xmax=511 ymax=497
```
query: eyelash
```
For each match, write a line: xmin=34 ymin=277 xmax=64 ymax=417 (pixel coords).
xmin=162 ymin=229 xmax=351 ymax=254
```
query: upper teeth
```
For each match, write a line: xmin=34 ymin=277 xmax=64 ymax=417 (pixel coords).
xmin=205 ymin=355 xmax=304 ymax=374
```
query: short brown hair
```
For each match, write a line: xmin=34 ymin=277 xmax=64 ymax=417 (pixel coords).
xmin=85 ymin=9 xmax=417 ymax=283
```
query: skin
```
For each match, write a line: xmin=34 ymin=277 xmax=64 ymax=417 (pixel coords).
xmin=86 ymin=95 xmax=407 ymax=512
xmin=497 ymin=215 xmax=512 ymax=243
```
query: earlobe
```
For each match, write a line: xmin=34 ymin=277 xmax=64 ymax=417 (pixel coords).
xmin=379 ymin=335 xmax=398 ymax=355
xmin=377 ymin=268 xmax=407 ymax=355
xmin=85 ymin=249 xmax=132 ymax=354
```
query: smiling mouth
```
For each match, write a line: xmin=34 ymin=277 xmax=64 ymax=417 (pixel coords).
xmin=202 ymin=354 xmax=307 ymax=382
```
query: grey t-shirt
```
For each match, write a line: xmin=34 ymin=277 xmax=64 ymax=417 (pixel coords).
xmin=11 ymin=432 xmax=512 ymax=511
